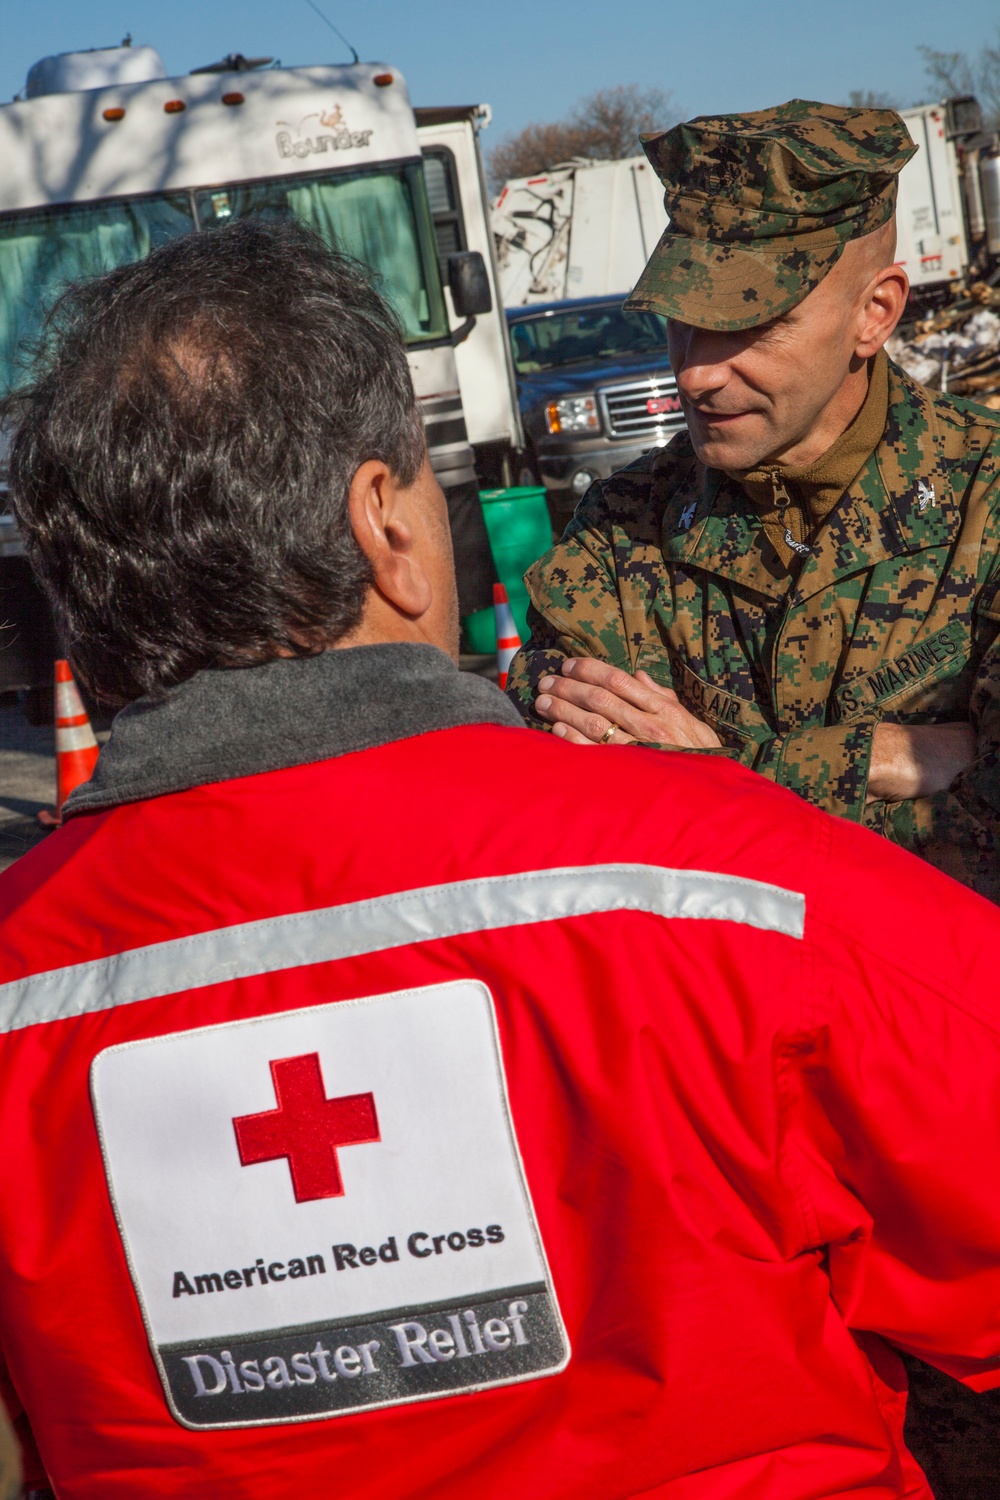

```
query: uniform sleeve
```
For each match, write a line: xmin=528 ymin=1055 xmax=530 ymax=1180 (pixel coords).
xmin=505 ymin=491 xmax=633 ymax=728
xmin=873 ymin=600 xmax=1000 ymax=902
xmin=728 ymin=722 xmax=878 ymax=820
xmin=633 ymin=715 xmax=881 ymax=804
xmin=800 ymin=818 xmax=1000 ymax=1388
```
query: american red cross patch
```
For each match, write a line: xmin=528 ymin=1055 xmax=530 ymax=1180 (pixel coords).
xmin=91 ymin=981 xmax=569 ymax=1429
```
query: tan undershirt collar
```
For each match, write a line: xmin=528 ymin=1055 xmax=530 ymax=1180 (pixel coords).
xmin=725 ymin=348 xmax=889 ymax=569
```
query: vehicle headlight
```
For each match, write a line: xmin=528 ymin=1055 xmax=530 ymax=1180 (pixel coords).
xmin=545 ymin=395 xmax=600 ymax=435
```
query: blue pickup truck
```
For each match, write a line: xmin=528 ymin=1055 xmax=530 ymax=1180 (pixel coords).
xmin=506 ymin=294 xmax=686 ymax=533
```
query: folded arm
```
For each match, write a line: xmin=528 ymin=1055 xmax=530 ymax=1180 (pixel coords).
xmin=871 ymin=627 xmax=1000 ymax=900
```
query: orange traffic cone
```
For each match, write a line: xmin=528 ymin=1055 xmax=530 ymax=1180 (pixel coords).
xmin=37 ymin=660 xmax=100 ymax=828
xmin=493 ymin=583 xmax=522 ymax=692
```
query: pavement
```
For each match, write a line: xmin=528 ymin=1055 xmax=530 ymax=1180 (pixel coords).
xmin=0 ymin=699 xmax=57 ymax=871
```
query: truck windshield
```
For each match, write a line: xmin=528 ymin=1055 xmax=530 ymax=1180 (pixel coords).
xmin=0 ymin=164 xmax=448 ymax=395
xmin=509 ymin=306 xmax=668 ymax=374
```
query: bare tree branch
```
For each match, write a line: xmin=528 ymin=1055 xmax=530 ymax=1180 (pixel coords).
xmin=919 ymin=46 xmax=977 ymax=100
xmin=488 ymin=84 xmax=680 ymax=193
xmin=846 ymin=90 xmax=900 ymax=110
xmin=919 ymin=36 xmax=1000 ymax=129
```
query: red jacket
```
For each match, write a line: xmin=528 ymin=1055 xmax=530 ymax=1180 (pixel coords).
xmin=2 ymin=646 xmax=1000 ymax=1499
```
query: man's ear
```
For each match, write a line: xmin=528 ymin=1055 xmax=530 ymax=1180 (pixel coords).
xmin=856 ymin=262 xmax=909 ymax=358
xmin=347 ymin=459 xmax=432 ymax=619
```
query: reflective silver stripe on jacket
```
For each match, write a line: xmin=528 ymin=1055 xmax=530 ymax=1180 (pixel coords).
xmin=0 ymin=863 xmax=805 ymax=1034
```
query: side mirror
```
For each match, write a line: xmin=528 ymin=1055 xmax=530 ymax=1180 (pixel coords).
xmin=447 ymin=251 xmax=492 ymax=318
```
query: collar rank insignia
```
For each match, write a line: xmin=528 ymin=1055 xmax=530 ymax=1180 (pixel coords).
xmin=916 ymin=480 xmax=936 ymax=513
xmin=679 ymin=500 xmax=697 ymax=531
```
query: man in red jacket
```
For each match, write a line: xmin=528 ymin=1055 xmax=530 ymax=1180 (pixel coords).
xmin=3 ymin=219 xmax=1000 ymax=1500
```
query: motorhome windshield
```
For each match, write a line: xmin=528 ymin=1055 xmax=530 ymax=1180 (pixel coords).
xmin=0 ymin=193 xmax=192 ymax=394
xmin=508 ymin=306 xmax=667 ymax=374
xmin=193 ymin=163 xmax=447 ymax=345
xmin=0 ymin=163 xmax=447 ymax=394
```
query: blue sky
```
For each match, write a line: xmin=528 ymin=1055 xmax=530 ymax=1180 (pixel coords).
xmin=1 ymin=0 xmax=997 ymax=154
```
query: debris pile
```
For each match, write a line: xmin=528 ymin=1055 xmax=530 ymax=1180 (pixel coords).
xmin=888 ymin=283 xmax=1000 ymax=410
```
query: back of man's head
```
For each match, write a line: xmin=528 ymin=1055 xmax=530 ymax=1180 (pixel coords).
xmin=5 ymin=218 xmax=424 ymax=704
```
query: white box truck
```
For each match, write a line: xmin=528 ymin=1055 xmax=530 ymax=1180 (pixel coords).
xmin=885 ymin=97 xmax=1000 ymax=297
xmin=0 ymin=43 xmax=504 ymax=702
xmin=895 ymin=101 xmax=971 ymax=292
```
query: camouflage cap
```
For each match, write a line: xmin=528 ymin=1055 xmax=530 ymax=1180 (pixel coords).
xmin=624 ymin=99 xmax=916 ymax=332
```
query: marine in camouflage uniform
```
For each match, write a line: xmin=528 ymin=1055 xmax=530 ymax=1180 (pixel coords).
xmin=507 ymin=101 xmax=1000 ymax=904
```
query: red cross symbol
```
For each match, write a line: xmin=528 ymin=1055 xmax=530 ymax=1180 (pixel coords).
xmin=232 ymin=1053 xmax=380 ymax=1204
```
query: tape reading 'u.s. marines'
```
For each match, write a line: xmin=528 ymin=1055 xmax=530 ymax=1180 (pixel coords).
xmin=834 ymin=622 xmax=965 ymax=720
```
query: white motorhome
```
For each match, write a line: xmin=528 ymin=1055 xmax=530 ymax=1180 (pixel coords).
xmin=492 ymin=156 xmax=668 ymax=307
xmin=0 ymin=44 xmax=503 ymax=699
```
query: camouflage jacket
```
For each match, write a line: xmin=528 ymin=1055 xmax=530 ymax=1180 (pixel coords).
xmin=507 ymin=362 xmax=1000 ymax=901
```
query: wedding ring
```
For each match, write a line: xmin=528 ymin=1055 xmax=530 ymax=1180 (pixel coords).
xmin=599 ymin=722 xmax=618 ymax=745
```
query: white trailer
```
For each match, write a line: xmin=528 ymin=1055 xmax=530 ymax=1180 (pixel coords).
xmin=415 ymin=105 xmax=523 ymax=485
xmin=492 ymin=156 xmax=668 ymax=307
xmin=0 ymin=43 xmax=502 ymax=695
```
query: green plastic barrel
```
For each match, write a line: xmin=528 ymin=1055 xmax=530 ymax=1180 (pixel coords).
xmin=462 ymin=485 xmax=554 ymax=655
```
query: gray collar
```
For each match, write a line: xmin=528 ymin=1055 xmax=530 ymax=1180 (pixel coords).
xmin=65 ymin=643 xmax=522 ymax=816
